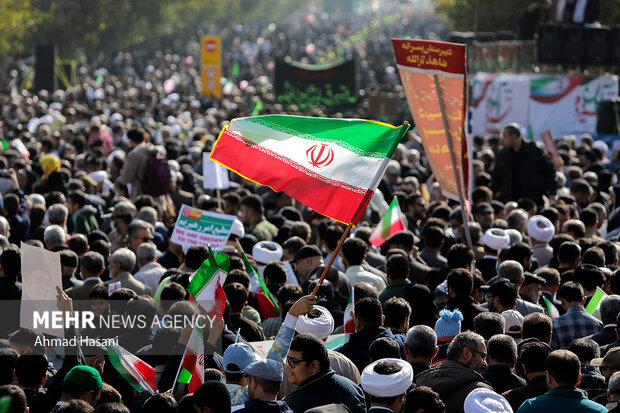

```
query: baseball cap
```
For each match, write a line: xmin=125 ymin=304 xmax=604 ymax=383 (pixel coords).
xmin=222 ymin=343 xmax=258 ymax=374
xmin=502 ymin=310 xmax=524 ymax=336
xmin=112 ymin=201 xmax=136 ymax=218
xmin=522 ymin=272 xmax=546 ymax=286
xmin=63 ymin=365 xmax=103 ymax=390
xmin=244 ymin=359 xmax=283 ymax=382
xmin=592 ymin=347 xmax=620 ymax=369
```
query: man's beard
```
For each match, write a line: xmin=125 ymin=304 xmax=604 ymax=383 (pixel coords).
xmin=466 ymin=357 xmax=484 ymax=374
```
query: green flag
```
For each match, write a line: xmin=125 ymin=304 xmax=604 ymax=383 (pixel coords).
xmin=251 ymin=99 xmax=263 ymax=116
xmin=232 ymin=62 xmax=240 ymax=78
xmin=585 ymin=287 xmax=607 ymax=315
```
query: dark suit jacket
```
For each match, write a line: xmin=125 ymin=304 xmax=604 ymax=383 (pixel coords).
xmin=502 ymin=375 xmax=547 ymax=412
xmin=588 ymin=325 xmax=617 ymax=347
xmin=66 ymin=278 xmax=103 ymax=301
xmin=446 ymin=296 xmax=488 ymax=332
xmin=476 ymin=257 xmax=498 ymax=282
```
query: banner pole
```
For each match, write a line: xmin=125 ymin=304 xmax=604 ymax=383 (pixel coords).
xmin=311 ymin=223 xmax=353 ymax=296
xmin=216 ymin=189 xmax=222 ymax=210
xmin=433 ymin=74 xmax=474 ymax=253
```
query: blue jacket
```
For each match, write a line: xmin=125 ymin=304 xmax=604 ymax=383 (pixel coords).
xmin=283 ymin=369 xmax=366 ymax=413
xmin=517 ymin=387 xmax=607 ymax=413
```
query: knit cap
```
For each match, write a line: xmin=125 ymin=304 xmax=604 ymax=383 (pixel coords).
xmin=434 ymin=309 xmax=463 ymax=339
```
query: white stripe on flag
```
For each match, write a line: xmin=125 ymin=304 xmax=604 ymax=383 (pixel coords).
xmin=229 ymin=119 xmax=387 ymax=190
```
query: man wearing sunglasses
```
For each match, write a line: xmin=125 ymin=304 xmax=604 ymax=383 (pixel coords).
xmin=283 ymin=334 xmax=366 ymax=413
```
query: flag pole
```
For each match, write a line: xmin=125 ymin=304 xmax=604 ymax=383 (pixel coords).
xmin=216 ymin=189 xmax=222 ymax=210
xmin=433 ymin=74 xmax=474 ymax=253
xmin=311 ymin=223 xmax=353 ymax=296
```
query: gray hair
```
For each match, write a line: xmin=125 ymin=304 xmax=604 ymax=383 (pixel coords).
xmin=111 ymin=248 xmax=136 ymax=272
xmin=498 ymin=260 xmax=524 ymax=286
xmin=136 ymin=242 xmax=158 ymax=262
xmin=609 ymin=371 xmax=620 ymax=395
xmin=507 ymin=209 xmax=528 ymax=230
xmin=600 ymin=295 xmax=620 ymax=325
xmin=128 ymin=219 xmax=153 ymax=238
xmin=137 ymin=207 xmax=158 ymax=225
xmin=0 ymin=216 xmax=9 ymax=237
xmin=406 ymin=325 xmax=437 ymax=358
xmin=447 ymin=331 xmax=485 ymax=361
xmin=28 ymin=194 xmax=46 ymax=207
xmin=44 ymin=225 xmax=66 ymax=247
xmin=48 ymin=204 xmax=69 ymax=226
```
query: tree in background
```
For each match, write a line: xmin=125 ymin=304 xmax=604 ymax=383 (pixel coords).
xmin=434 ymin=0 xmax=620 ymax=33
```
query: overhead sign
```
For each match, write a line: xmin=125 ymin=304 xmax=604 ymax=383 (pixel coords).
xmin=201 ymin=36 xmax=222 ymax=97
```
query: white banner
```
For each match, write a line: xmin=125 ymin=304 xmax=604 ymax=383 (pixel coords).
xmin=20 ymin=243 xmax=64 ymax=338
xmin=471 ymin=72 xmax=530 ymax=137
xmin=202 ymin=152 xmax=229 ymax=190
xmin=170 ymin=204 xmax=236 ymax=253
xmin=529 ymin=74 xmax=618 ymax=138
xmin=470 ymin=73 xmax=618 ymax=139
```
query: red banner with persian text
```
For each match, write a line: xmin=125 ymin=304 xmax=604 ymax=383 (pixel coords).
xmin=392 ymin=39 xmax=469 ymax=202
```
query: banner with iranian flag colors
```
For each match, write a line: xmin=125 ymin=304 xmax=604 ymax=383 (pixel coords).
xmin=529 ymin=75 xmax=618 ymax=138
xmin=470 ymin=72 xmax=530 ymax=137
xmin=107 ymin=345 xmax=157 ymax=395
xmin=392 ymin=39 xmax=469 ymax=202
xmin=369 ymin=197 xmax=406 ymax=247
xmin=175 ymin=326 xmax=204 ymax=393
xmin=210 ymin=115 xmax=409 ymax=225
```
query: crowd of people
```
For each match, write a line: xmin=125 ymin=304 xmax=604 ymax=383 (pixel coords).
xmin=0 ymin=3 xmax=619 ymax=413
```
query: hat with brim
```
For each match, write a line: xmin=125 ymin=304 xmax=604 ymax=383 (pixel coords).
xmin=522 ymin=272 xmax=546 ymax=286
xmin=592 ymin=347 xmax=620 ymax=369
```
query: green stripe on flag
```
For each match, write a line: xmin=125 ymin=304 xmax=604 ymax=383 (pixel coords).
xmin=178 ymin=368 xmax=192 ymax=384
xmin=238 ymin=244 xmax=280 ymax=316
xmin=586 ymin=287 xmax=607 ymax=315
xmin=381 ymin=198 xmax=398 ymax=237
xmin=239 ymin=115 xmax=409 ymax=158
xmin=188 ymin=247 xmax=230 ymax=298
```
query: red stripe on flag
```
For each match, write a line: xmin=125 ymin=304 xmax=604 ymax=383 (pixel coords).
xmin=212 ymin=130 xmax=371 ymax=224
xmin=133 ymin=358 xmax=157 ymax=391
xmin=208 ymin=284 xmax=227 ymax=321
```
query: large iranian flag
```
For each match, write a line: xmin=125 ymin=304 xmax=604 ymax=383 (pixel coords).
xmin=210 ymin=115 xmax=409 ymax=224
xmin=107 ymin=345 xmax=157 ymax=395
xmin=369 ymin=197 xmax=406 ymax=247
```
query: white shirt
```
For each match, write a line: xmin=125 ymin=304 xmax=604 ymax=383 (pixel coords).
xmin=134 ymin=261 xmax=167 ymax=296
xmin=345 ymin=265 xmax=386 ymax=293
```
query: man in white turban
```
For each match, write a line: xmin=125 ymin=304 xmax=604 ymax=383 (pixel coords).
xmin=527 ymin=215 xmax=555 ymax=267
xmin=361 ymin=358 xmax=413 ymax=413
